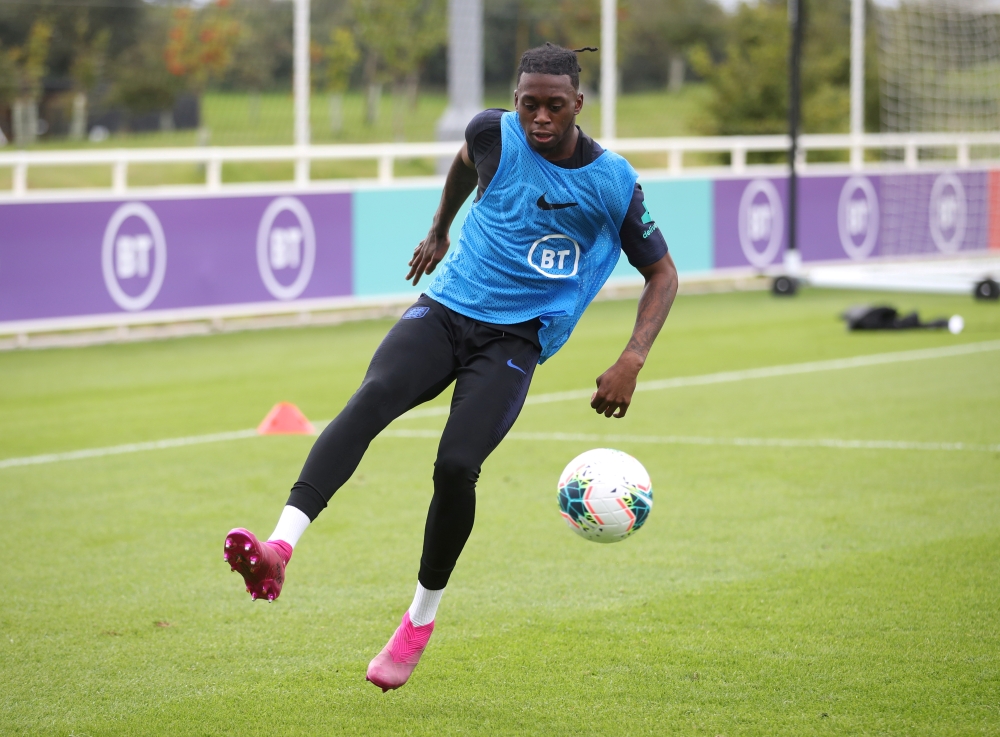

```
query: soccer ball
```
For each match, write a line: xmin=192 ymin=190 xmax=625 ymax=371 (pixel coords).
xmin=557 ymin=448 xmax=653 ymax=543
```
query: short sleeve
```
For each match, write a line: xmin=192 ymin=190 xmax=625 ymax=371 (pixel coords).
xmin=464 ymin=109 xmax=506 ymax=167
xmin=465 ymin=109 xmax=507 ymax=199
xmin=619 ymin=184 xmax=668 ymax=268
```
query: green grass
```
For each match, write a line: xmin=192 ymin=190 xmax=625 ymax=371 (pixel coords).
xmin=4 ymin=87 xmax=711 ymax=190
xmin=1 ymin=288 xmax=999 ymax=735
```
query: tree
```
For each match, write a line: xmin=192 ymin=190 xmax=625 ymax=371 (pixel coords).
xmin=690 ymin=0 xmax=855 ymax=142
xmin=552 ymin=0 xmax=601 ymax=89
xmin=321 ymin=27 xmax=359 ymax=134
xmin=223 ymin=0 xmax=293 ymax=128
xmin=351 ymin=0 xmax=446 ymax=133
xmin=164 ymin=1 xmax=240 ymax=93
xmin=502 ymin=0 xmax=601 ymax=91
xmin=0 ymin=43 xmax=16 ymax=144
xmin=0 ymin=0 xmax=144 ymax=77
xmin=69 ymin=14 xmax=110 ymax=140
xmin=621 ymin=0 xmax=726 ymax=92
xmin=105 ymin=6 xmax=178 ymax=129
xmin=0 ymin=0 xmax=146 ymax=142
xmin=9 ymin=19 xmax=52 ymax=145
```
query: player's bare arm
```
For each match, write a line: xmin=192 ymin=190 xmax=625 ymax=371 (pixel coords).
xmin=406 ymin=144 xmax=479 ymax=286
xmin=591 ymin=252 xmax=678 ymax=418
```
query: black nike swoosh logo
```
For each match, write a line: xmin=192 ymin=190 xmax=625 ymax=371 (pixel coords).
xmin=537 ymin=194 xmax=578 ymax=211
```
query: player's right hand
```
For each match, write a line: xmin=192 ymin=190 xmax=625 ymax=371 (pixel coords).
xmin=406 ymin=229 xmax=450 ymax=286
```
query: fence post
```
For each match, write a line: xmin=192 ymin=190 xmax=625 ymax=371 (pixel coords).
xmin=957 ymin=140 xmax=970 ymax=167
xmin=295 ymin=154 xmax=310 ymax=188
xmin=731 ymin=145 xmax=746 ymax=174
xmin=850 ymin=136 xmax=864 ymax=170
xmin=668 ymin=148 xmax=683 ymax=174
xmin=13 ymin=159 xmax=27 ymax=197
xmin=207 ymin=156 xmax=222 ymax=190
xmin=378 ymin=154 xmax=393 ymax=184
xmin=112 ymin=158 xmax=128 ymax=194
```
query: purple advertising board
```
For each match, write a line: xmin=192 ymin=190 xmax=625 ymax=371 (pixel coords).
xmin=713 ymin=170 xmax=991 ymax=269
xmin=0 ymin=193 xmax=352 ymax=322
xmin=3 ymin=167 xmax=995 ymax=331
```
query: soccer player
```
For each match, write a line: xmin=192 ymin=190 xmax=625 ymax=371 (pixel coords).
xmin=223 ymin=43 xmax=678 ymax=692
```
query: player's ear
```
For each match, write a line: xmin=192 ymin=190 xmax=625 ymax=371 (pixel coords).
xmin=574 ymin=90 xmax=584 ymax=115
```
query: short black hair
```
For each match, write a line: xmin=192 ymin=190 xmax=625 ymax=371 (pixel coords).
xmin=516 ymin=43 xmax=597 ymax=90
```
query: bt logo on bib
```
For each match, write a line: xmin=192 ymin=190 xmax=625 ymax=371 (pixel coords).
xmin=527 ymin=234 xmax=580 ymax=279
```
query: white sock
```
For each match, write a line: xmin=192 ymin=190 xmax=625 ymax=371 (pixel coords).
xmin=408 ymin=583 xmax=444 ymax=627
xmin=268 ymin=505 xmax=311 ymax=548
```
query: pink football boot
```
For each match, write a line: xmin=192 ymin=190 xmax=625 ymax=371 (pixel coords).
xmin=223 ymin=528 xmax=290 ymax=602
xmin=365 ymin=612 xmax=435 ymax=692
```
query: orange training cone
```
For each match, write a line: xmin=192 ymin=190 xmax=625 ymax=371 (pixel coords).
xmin=257 ymin=402 xmax=316 ymax=435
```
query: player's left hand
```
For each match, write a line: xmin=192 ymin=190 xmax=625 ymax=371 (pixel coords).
xmin=591 ymin=352 xmax=643 ymax=418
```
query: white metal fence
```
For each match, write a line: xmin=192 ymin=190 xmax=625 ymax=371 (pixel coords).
xmin=2 ymin=131 xmax=999 ymax=197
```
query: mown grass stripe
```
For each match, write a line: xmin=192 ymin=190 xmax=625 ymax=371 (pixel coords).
xmin=383 ymin=429 xmax=1000 ymax=453
xmin=2 ymin=339 xmax=997 ymax=470
xmin=402 ymin=338 xmax=1000 ymax=417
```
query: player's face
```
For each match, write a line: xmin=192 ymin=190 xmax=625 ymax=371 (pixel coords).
xmin=514 ymin=73 xmax=584 ymax=160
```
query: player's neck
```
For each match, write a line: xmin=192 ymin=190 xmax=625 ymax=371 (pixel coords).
xmin=536 ymin=124 xmax=580 ymax=163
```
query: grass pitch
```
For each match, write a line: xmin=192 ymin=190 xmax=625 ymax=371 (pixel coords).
xmin=1 ymin=288 xmax=998 ymax=736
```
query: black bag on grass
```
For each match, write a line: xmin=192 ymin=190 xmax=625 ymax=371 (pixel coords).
xmin=841 ymin=305 xmax=949 ymax=331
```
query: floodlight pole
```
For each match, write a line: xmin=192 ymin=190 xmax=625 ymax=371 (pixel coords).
xmin=850 ymin=0 xmax=865 ymax=169
xmin=293 ymin=0 xmax=310 ymax=186
xmin=785 ymin=0 xmax=804 ymax=275
xmin=436 ymin=0 xmax=484 ymax=171
xmin=601 ymin=0 xmax=617 ymax=140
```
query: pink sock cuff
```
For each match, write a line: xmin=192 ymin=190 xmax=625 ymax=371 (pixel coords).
xmin=267 ymin=539 xmax=293 ymax=565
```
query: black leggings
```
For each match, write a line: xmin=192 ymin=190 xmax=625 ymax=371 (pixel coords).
xmin=287 ymin=296 xmax=539 ymax=590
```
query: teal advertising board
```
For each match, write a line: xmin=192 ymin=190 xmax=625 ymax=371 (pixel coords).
xmin=609 ymin=177 xmax=714 ymax=280
xmin=354 ymin=177 xmax=713 ymax=297
xmin=352 ymin=186 xmax=472 ymax=297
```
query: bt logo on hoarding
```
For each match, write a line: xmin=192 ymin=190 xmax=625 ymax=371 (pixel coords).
xmin=837 ymin=176 xmax=879 ymax=260
xmin=256 ymin=197 xmax=316 ymax=300
xmin=929 ymin=172 xmax=967 ymax=254
xmin=268 ymin=227 xmax=303 ymax=270
xmin=737 ymin=179 xmax=784 ymax=268
xmin=102 ymin=202 xmax=167 ymax=311
xmin=116 ymin=234 xmax=154 ymax=279
xmin=747 ymin=202 xmax=772 ymax=242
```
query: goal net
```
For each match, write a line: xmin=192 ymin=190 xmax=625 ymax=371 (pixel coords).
xmin=810 ymin=0 xmax=1000 ymax=295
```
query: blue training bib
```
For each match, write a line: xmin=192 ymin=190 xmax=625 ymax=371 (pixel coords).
xmin=426 ymin=111 xmax=638 ymax=362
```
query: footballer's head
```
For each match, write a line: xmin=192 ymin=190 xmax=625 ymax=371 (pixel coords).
xmin=514 ymin=43 xmax=595 ymax=155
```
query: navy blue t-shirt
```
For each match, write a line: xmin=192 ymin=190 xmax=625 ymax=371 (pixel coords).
xmin=465 ymin=108 xmax=669 ymax=269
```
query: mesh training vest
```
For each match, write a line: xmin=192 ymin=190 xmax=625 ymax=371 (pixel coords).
xmin=426 ymin=111 xmax=638 ymax=362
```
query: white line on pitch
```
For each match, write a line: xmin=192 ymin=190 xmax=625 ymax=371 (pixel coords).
xmin=381 ymin=429 xmax=1000 ymax=453
xmin=400 ymin=339 xmax=1000 ymax=419
xmin=0 ymin=429 xmax=259 ymax=470
xmin=2 ymin=339 xmax=997 ymax=470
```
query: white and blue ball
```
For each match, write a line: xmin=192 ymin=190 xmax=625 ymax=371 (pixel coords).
xmin=557 ymin=448 xmax=653 ymax=543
